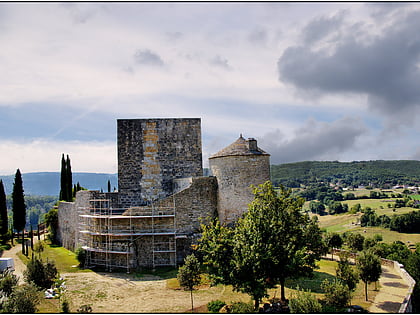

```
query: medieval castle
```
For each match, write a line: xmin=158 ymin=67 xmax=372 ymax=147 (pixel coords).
xmin=57 ymin=118 xmax=270 ymax=271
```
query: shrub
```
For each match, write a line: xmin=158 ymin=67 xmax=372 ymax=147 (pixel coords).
xmin=0 ymin=269 xmax=18 ymax=296
xmin=207 ymin=300 xmax=226 ymax=313
xmin=24 ymin=257 xmax=58 ymax=289
xmin=76 ymin=247 xmax=87 ymax=267
xmin=289 ymin=286 xmax=322 ymax=313
xmin=2 ymin=282 xmax=42 ymax=313
xmin=230 ymin=301 xmax=254 ymax=313
xmin=321 ymin=279 xmax=351 ymax=308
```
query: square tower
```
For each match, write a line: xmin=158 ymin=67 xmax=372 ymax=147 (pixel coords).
xmin=117 ymin=118 xmax=202 ymax=207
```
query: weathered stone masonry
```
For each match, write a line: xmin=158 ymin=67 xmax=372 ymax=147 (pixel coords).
xmin=58 ymin=118 xmax=270 ymax=270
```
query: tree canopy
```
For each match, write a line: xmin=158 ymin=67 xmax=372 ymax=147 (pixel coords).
xmin=12 ymin=169 xmax=26 ymax=233
xmin=0 ymin=180 xmax=8 ymax=238
xmin=356 ymin=250 xmax=382 ymax=301
xmin=198 ymin=181 xmax=325 ymax=309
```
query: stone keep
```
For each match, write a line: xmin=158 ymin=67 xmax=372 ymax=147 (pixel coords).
xmin=117 ymin=118 xmax=203 ymax=207
xmin=209 ymin=135 xmax=270 ymax=225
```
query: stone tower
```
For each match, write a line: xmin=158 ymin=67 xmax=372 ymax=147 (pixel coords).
xmin=117 ymin=118 xmax=202 ymax=207
xmin=209 ymin=135 xmax=270 ymax=225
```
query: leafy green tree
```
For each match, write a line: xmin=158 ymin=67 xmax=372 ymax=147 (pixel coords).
xmin=336 ymin=252 xmax=359 ymax=304
xmin=0 ymin=180 xmax=8 ymax=241
xmin=346 ymin=233 xmax=365 ymax=252
xmin=321 ymin=278 xmax=351 ymax=309
xmin=356 ymin=250 xmax=382 ymax=301
xmin=325 ymin=232 xmax=343 ymax=260
xmin=309 ymin=201 xmax=325 ymax=215
xmin=12 ymin=169 xmax=26 ymax=250
xmin=404 ymin=247 xmax=420 ymax=312
xmin=177 ymin=254 xmax=201 ymax=313
xmin=198 ymin=181 xmax=325 ymax=309
xmin=289 ymin=286 xmax=322 ymax=313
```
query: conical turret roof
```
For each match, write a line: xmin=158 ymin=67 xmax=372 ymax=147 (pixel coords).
xmin=209 ymin=135 xmax=269 ymax=159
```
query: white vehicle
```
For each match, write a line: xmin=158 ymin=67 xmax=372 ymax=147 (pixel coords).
xmin=0 ymin=257 xmax=15 ymax=272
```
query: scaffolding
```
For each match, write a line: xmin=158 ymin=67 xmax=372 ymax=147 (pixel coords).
xmin=78 ymin=196 xmax=176 ymax=272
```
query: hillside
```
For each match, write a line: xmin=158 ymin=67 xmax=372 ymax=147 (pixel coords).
xmin=0 ymin=172 xmax=118 ymax=196
xmin=271 ymin=160 xmax=420 ymax=188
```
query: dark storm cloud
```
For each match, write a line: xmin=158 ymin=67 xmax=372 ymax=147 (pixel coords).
xmin=260 ymin=117 xmax=367 ymax=164
xmin=278 ymin=8 xmax=420 ymax=122
xmin=134 ymin=49 xmax=164 ymax=67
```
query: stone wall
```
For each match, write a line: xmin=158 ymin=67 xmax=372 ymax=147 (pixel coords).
xmin=57 ymin=190 xmax=92 ymax=251
xmin=117 ymin=118 xmax=203 ymax=207
xmin=209 ymin=155 xmax=270 ymax=224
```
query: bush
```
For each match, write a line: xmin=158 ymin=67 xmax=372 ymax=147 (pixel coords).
xmin=230 ymin=301 xmax=254 ymax=313
xmin=207 ymin=300 xmax=226 ymax=313
xmin=321 ymin=279 xmax=351 ymax=308
xmin=76 ymin=247 xmax=87 ymax=267
xmin=0 ymin=269 xmax=18 ymax=296
xmin=24 ymin=257 xmax=58 ymax=289
xmin=289 ymin=286 xmax=322 ymax=313
xmin=2 ymin=282 xmax=42 ymax=313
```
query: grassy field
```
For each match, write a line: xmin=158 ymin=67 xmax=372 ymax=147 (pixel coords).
xmin=30 ymin=241 xmax=376 ymax=313
xmin=18 ymin=241 xmax=90 ymax=273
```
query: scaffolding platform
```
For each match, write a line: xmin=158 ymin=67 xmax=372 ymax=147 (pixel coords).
xmin=78 ymin=197 xmax=177 ymax=272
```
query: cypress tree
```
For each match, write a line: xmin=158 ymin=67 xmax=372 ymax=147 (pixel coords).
xmin=0 ymin=180 xmax=8 ymax=239
xmin=12 ymin=169 xmax=26 ymax=250
xmin=66 ymin=155 xmax=72 ymax=202
xmin=59 ymin=154 xmax=67 ymax=201
xmin=107 ymin=180 xmax=111 ymax=193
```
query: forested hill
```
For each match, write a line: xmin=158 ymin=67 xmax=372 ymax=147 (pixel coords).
xmin=271 ymin=160 xmax=420 ymax=188
xmin=0 ymin=172 xmax=118 ymax=196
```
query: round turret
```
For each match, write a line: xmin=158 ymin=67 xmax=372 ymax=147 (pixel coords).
xmin=209 ymin=135 xmax=270 ymax=225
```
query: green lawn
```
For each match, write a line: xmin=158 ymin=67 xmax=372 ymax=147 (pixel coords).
xmin=18 ymin=241 xmax=90 ymax=273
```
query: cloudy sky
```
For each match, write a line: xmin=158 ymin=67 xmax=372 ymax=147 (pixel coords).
xmin=0 ymin=2 xmax=419 ymax=175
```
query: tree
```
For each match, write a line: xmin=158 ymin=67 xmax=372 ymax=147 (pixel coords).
xmin=59 ymin=154 xmax=67 ymax=201
xmin=288 ymin=286 xmax=322 ymax=313
xmin=59 ymin=154 xmax=73 ymax=202
xmin=66 ymin=155 xmax=72 ymax=202
xmin=12 ymin=169 xmax=26 ymax=250
xmin=0 ymin=180 xmax=8 ymax=240
xmin=346 ymin=233 xmax=365 ymax=252
xmin=356 ymin=250 xmax=382 ymax=301
xmin=177 ymin=254 xmax=201 ymax=313
xmin=325 ymin=232 xmax=343 ymax=260
xmin=198 ymin=181 xmax=325 ymax=309
xmin=336 ymin=252 xmax=359 ymax=292
xmin=107 ymin=180 xmax=111 ymax=193
xmin=321 ymin=279 xmax=351 ymax=309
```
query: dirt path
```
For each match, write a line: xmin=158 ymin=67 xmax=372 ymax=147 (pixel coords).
xmin=368 ymin=265 xmax=409 ymax=313
xmin=61 ymin=271 xmax=225 ymax=313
